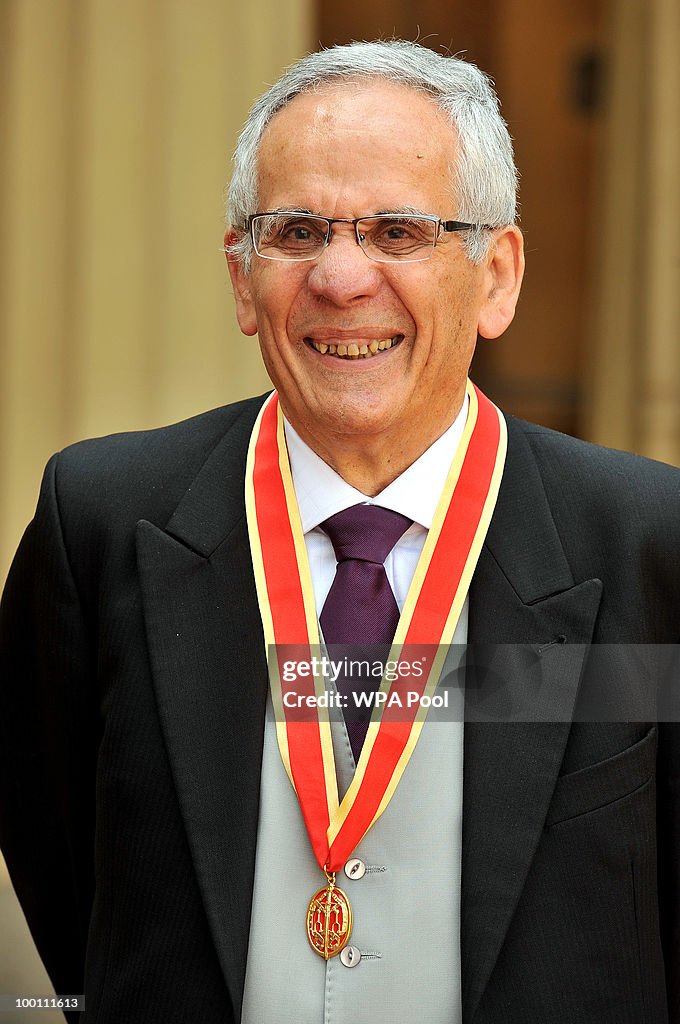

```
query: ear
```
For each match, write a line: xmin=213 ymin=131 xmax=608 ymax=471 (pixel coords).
xmin=476 ymin=226 xmax=525 ymax=340
xmin=224 ymin=228 xmax=258 ymax=337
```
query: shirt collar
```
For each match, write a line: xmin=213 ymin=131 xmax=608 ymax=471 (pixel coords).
xmin=284 ymin=393 xmax=469 ymax=533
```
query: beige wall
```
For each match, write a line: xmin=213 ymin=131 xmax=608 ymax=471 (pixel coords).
xmin=1 ymin=0 xmax=312 ymax=1007
xmin=586 ymin=0 xmax=680 ymax=463
xmin=0 ymin=0 xmax=312 ymax=582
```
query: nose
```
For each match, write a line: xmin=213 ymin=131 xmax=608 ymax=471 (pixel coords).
xmin=306 ymin=228 xmax=383 ymax=305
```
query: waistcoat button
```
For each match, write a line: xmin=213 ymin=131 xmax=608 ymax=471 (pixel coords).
xmin=340 ymin=945 xmax=362 ymax=968
xmin=344 ymin=858 xmax=366 ymax=880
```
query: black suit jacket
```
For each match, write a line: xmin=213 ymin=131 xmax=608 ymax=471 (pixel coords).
xmin=1 ymin=393 xmax=679 ymax=1023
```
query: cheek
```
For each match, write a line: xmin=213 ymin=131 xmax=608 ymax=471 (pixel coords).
xmin=436 ymin=266 xmax=485 ymax=333
xmin=415 ymin=275 xmax=482 ymax=376
xmin=256 ymin=274 xmax=308 ymax=335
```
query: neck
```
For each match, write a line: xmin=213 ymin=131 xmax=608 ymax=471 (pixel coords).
xmin=288 ymin=402 xmax=465 ymax=496
xmin=317 ymin=445 xmax=414 ymax=496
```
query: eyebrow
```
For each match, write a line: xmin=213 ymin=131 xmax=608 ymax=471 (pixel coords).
xmin=265 ymin=205 xmax=434 ymax=218
xmin=375 ymin=205 xmax=431 ymax=217
xmin=267 ymin=207 xmax=315 ymax=215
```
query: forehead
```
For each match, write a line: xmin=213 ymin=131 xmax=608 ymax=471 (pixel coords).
xmin=256 ymin=80 xmax=457 ymax=212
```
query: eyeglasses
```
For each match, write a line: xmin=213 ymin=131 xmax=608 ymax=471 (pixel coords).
xmin=246 ymin=212 xmax=485 ymax=263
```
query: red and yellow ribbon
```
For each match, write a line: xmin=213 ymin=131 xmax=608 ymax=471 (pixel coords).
xmin=245 ymin=379 xmax=506 ymax=871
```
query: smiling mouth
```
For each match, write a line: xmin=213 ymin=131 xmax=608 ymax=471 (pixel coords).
xmin=305 ymin=335 xmax=404 ymax=359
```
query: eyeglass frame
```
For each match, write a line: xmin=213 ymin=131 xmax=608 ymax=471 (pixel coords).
xmin=244 ymin=211 xmax=491 ymax=263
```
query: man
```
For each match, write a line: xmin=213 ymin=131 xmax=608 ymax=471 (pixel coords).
xmin=1 ymin=39 xmax=678 ymax=1024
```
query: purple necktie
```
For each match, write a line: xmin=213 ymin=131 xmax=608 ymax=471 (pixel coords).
xmin=320 ymin=504 xmax=412 ymax=759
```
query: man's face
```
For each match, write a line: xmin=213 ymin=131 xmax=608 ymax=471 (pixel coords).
xmin=228 ymin=81 xmax=522 ymax=458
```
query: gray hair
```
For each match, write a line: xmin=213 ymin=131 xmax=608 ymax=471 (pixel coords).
xmin=227 ymin=39 xmax=518 ymax=269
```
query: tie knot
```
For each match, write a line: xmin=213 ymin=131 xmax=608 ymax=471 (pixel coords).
xmin=321 ymin=504 xmax=412 ymax=565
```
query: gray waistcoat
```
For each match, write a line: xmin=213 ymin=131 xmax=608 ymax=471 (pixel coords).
xmin=241 ymin=637 xmax=465 ymax=1024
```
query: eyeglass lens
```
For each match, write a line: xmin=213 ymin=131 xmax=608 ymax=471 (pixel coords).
xmin=251 ymin=214 xmax=438 ymax=262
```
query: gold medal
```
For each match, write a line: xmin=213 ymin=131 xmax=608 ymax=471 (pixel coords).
xmin=306 ymin=871 xmax=353 ymax=959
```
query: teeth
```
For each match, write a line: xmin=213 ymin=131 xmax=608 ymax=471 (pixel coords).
xmin=310 ymin=336 xmax=400 ymax=359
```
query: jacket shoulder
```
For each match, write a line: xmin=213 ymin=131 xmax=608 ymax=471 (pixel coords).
xmin=508 ymin=415 xmax=680 ymax=505
xmin=51 ymin=394 xmax=268 ymax=521
xmin=505 ymin=416 xmax=680 ymax=616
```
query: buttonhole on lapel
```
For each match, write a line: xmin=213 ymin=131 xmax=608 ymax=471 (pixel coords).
xmin=537 ymin=635 xmax=567 ymax=655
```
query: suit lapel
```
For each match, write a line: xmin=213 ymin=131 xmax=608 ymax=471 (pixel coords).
xmin=462 ymin=417 xmax=603 ymax=1021
xmin=136 ymin=398 xmax=267 ymax=1022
